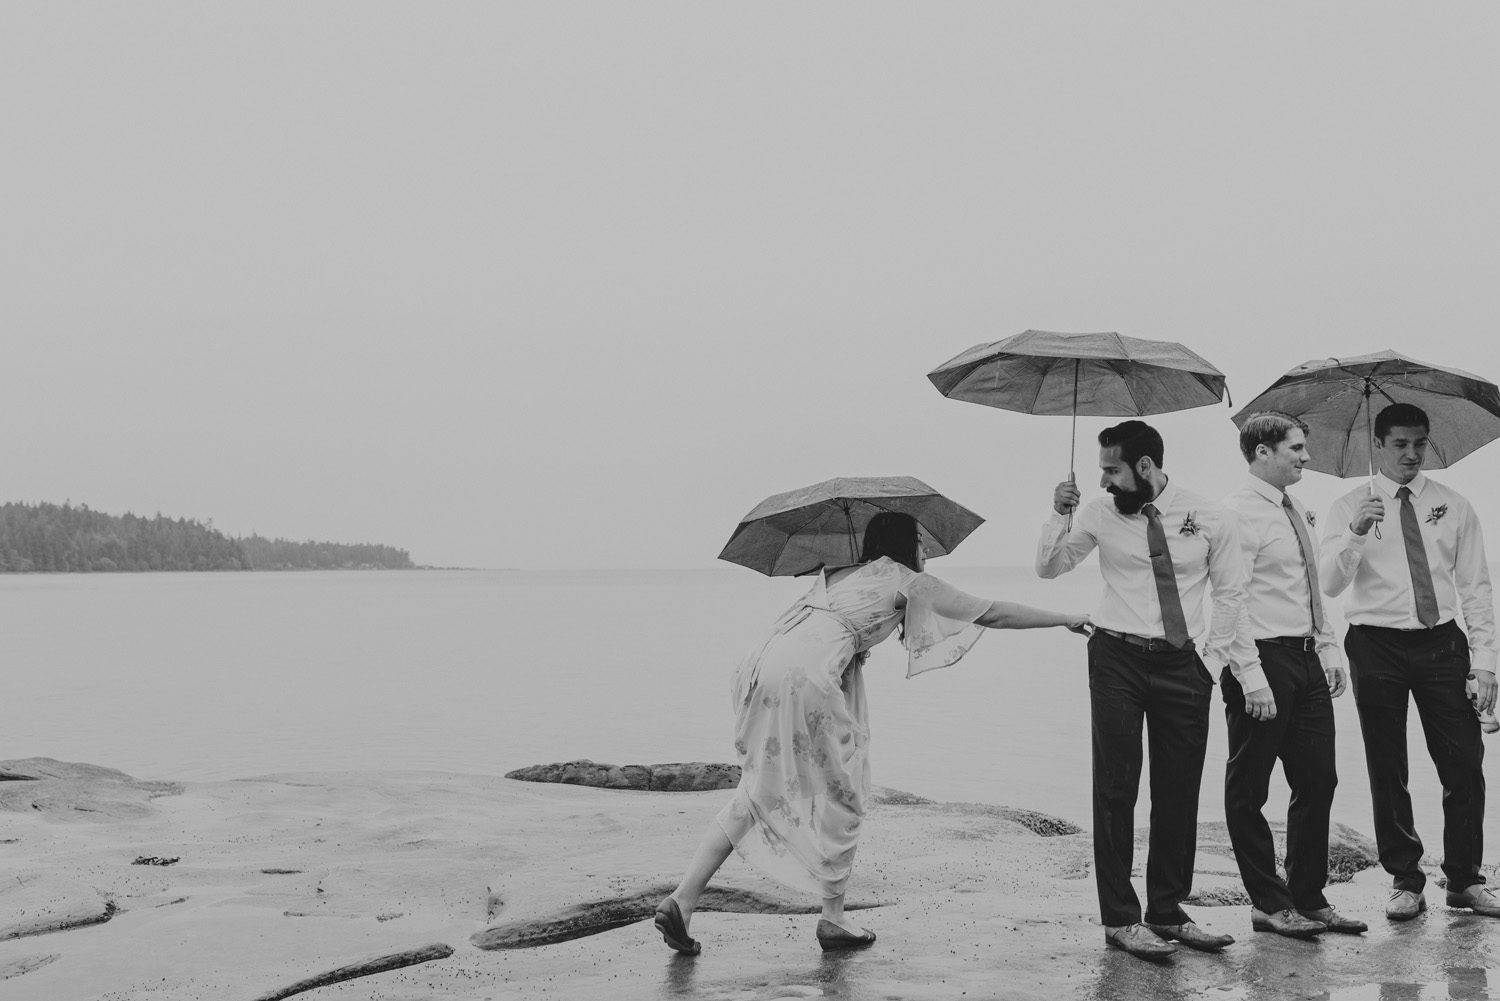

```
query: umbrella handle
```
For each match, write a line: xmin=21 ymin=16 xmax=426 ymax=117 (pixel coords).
xmin=1365 ymin=385 xmax=1382 ymax=540
xmin=1067 ymin=365 xmax=1078 ymax=533
xmin=1065 ymin=469 xmax=1076 ymax=533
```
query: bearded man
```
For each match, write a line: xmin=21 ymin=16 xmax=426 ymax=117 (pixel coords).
xmin=1038 ymin=420 xmax=1256 ymax=961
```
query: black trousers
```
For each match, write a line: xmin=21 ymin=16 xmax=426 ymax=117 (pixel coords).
xmin=1089 ymin=631 xmax=1213 ymax=927
xmin=1222 ymin=642 xmax=1337 ymax=913
xmin=1346 ymin=620 xmax=1485 ymax=894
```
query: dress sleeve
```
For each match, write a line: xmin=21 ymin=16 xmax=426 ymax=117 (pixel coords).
xmin=899 ymin=571 xmax=991 ymax=678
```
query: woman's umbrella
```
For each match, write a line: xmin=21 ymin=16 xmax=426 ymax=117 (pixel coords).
xmin=927 ymin=329 xmax=1231 ymax=524
xmin=717 ymin=476 xmax=984 ymax=577
xmin=1231 ymin=350 xmax=1500 ymax=539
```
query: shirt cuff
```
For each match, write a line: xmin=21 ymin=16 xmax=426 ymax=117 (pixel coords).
xmin=1317 ymin=645 xmax=1346 ymax=674
xmin=1343 ymin=529 xmax=1369 ymax=550
xmin=1232 ymin=664 xmax=1270 ymax=694
xmin=1203 ymin=652 xmax=1268 ymax=694
xmin=1473 ymin=650 xmax=1497 ymax=676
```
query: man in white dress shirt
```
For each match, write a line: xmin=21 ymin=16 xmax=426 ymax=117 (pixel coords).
xmin=1040 ymin=420 xmax=1253 ymax=960
xmin=1320 ymin=402 xmax=1500 ymax=920
xmin=1223 ymin=413 xmax=1365 ymax=938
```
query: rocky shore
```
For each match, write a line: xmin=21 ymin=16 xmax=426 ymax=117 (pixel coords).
xmin=1 ymin=757 xmax=1496 ymax=1000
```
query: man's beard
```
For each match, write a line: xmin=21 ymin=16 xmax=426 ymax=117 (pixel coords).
xmin=1108 ymin=470 xmax=1153 ymax=515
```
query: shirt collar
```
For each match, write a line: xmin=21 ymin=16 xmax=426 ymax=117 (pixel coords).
xmin=1244 ymin=474 xmax=1285 ymax=506
xmin=1374 ymin=471 xmax=1429 ymax=498
xmin=1148 ymin=476 xmax=1178 ymax=514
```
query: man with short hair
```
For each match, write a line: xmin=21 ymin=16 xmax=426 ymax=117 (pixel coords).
xmin=1321 ymin=402 xmax=1499 ymax=920
xmin=1040 ymin=420 xmax=1254 ymax=960
xmin=1222 ymin=413 xmax=1365 ymax=939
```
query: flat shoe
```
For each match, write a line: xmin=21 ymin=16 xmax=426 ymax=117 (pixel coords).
xmin=816 ymin=918 xmax=876 ymax=951
xmin=654 ymin=897 xmax=700 ymax=955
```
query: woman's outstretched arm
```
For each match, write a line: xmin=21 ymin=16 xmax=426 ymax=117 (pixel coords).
xmin=976 ymin=601 xmax=1090 ymax=632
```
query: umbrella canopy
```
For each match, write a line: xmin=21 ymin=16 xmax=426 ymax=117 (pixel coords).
xmin=928 ymin=330 xmax=1228 ymax=418
xmin=717 ymin=475 xmax=984 ymax=577
xmin=1231 ymin=351 xmax=1500 ymax=478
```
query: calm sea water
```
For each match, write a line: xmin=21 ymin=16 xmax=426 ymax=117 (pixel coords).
xmin=3 ymin=567 xmax=1492 ymax=836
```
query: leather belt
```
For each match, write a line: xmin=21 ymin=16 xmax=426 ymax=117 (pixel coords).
xmin=1259 ymin=635 xmax=1318 ymax=652
xmin=1096 ymin=627 xmax=1192 ymax=653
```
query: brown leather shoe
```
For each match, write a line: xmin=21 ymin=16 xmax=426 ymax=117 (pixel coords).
xmin=1144 ymin=920 xmax=1234 ymax=951
xmin=816 ymin=918 xmax=876 ymax=951
xmin=1104 ymin=923 xmax=1176 ymax=960
xmin=1297 ymin=906 xmax=1366 ymax=934
xmin=1252 ymin=907 xmax=1325 ymax=939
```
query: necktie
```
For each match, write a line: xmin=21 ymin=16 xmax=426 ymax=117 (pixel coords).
xmin=1396 ymin=486 xmax=1440 ymax=628
xmin=1281 ymin=494 xmax=1323 ymax=634
xmin=1142 ymin=503 xmax=1191 ymax=649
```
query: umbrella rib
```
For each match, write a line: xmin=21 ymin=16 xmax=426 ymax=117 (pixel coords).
xmin=1119 ymin=361 xmax=1146 ymax=415
xmin=1026 ymin=358 xmax=1057 ymax=414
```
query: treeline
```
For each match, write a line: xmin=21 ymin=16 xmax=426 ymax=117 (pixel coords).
xmin=238 ymin=536 xmax=413 ymax=570
xmin=0 ymin=502 xmax=248 ymax=572
xmin=0 ymin=503 xmax=413 ymax=572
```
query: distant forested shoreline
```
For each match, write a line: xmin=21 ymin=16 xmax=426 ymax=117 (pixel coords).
xmin=0 ymin=502 xmax=414 ymax=572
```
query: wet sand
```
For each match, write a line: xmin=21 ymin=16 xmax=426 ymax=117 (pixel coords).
xmin=1 ymin=758 xmax=1497 ymax=1000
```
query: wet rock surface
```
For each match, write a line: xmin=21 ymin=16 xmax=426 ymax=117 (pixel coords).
xmin=0 ymin=759 xmax=1484 ymax=1001
xmin=0 ymin=758 xmax=181 ymax=821
xmin=505 ymin=759 xmax=742 ymax=791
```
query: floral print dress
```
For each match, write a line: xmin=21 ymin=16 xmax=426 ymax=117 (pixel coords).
xmin=714 ymin=557 xmax=991 ymax=896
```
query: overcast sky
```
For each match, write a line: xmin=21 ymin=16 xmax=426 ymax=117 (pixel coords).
xmin=3 ymin=4 xmax=1497 ymax=569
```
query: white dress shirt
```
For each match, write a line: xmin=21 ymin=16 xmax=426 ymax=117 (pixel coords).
xmin=1320 ymin=471 xmax=1497 ymax=675
xmin=1224 ymin=475 xmax=1343 ymax=678
xmin=1036 ymin=478 xmax=1264 ymax=692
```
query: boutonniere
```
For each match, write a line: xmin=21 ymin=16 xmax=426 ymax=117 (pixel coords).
xmin=1179 ymin=512 xmax=1201 ymax=536
xmin=1305 ymin=509 xmax=1316 ymax=528
xmin=1427 ymin=504 xmax=1449 ymax=525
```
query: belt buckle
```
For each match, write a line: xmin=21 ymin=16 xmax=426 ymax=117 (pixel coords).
xmin=1300 ymin=636 xmax=1317 ymax=652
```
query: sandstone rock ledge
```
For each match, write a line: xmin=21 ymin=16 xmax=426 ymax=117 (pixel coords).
xmin=505 ymin=759 xmax=741 ymax=791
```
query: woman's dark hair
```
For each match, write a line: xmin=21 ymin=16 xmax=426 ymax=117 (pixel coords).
xmin=859 ymin=511 xmax=921 ymax=573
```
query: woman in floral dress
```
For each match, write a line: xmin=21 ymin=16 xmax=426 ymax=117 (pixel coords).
xmin=654 ymin=512 xmax=1089 ymax=954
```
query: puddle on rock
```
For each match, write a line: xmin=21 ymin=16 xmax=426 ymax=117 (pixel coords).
xmin=1194 ymin=969 xmax=1499 ymax=1001
xmin=1327 ymin=968 xmax=1496 ymax=1000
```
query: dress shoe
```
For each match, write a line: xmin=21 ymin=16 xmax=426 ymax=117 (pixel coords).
xmin=1104 ymin=923 xmax=1176 ymax=960
xmin=815 ymin=918 xmax=876 ymax=951
xmin=653 ymin=897 xmax=700 ymax=955
xmin=1251 ymin=907 xmax=1325 ymax=939
xmin=1297 ymin=906 xmax=1366 ymax=934
xmin=1446 ymin=884 xmax=1500 ymax=917
xmin=1144 ymin=920 xmax=1234 ymax=952
xmin=1385 ymin=889 xmax=1426 ymax=921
